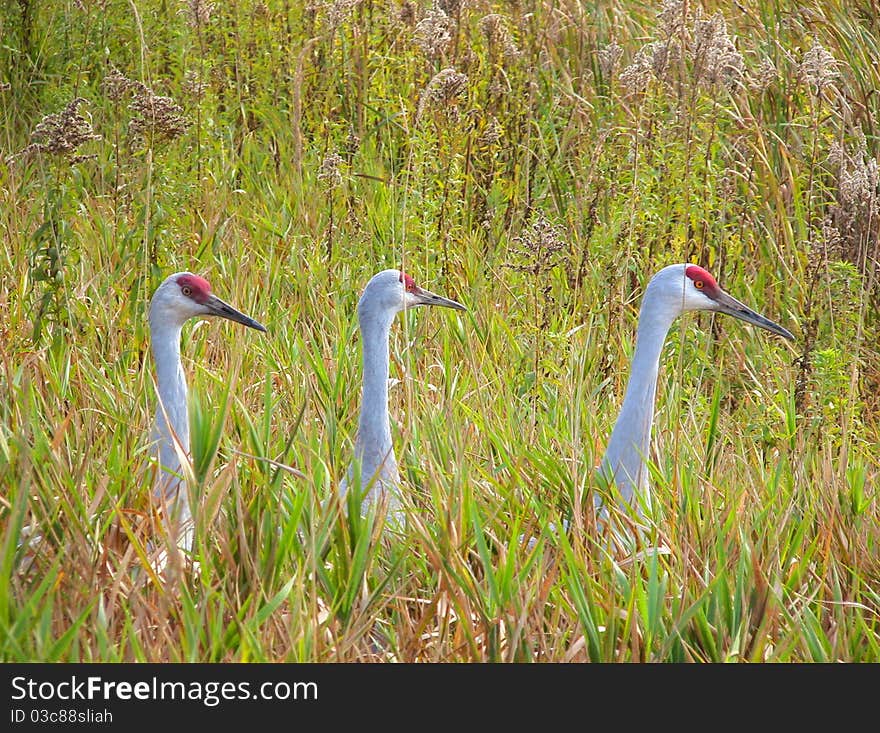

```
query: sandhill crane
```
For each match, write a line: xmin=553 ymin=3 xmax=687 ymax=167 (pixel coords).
xmin=340 ymin=269 xmax=466 ymax=515
xmin=597 ymin=263 xmax=794 ymax=513
xmin=149 ymin=272 xmax=266 ymax=551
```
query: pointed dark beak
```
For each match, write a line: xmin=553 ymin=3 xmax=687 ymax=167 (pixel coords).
xmin=204 ymin=294 xmax=267 ymax=332
xmin=414 ymin=288 xmax=467 ymax=312
xmin=712 ymin=290 xmax=794 ymax=341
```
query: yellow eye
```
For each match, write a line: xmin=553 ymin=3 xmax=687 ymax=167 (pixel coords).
xmin=182 ymin=286 xmax=192 ymax=296
xmin=694 ymin=281 xmax=704 ymax=289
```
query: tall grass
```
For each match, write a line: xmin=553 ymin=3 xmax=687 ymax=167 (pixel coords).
xmin=0 ymin=0 xmax=878 ymax=661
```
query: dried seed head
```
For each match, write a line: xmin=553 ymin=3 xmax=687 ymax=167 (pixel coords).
xmin=343 ymin=127 xmax=361 ymax=159
xmin=481 ymin=207 xmax=496 ymax=232
xmin=397 ymin=1 xmax=416 ymax=26
xmin=182 ymin=69 xmax=208 ymax=101
xmin=838 ymin=165 xmax=877 ymax=210
xmin=103 ymin=66 xmax=143 ymax=102
xmin=799 ymin=38 xmax=839 ymax=92
xmin=506 ymin=213 xmax=566 ymax=276
xmin=658 ymin=0 xmax=689 ymax=37
xmin=129 ymin=90 xmax=189 ymax=145
xmin=598 ymin=41 xmax=623 ymax=78
xmin=827 ymin=140 xmax=846 ymax=171
xmin=647 ymin=39 xmax=680 ymax=80
xmin=692 ymin=10 xmax=716 ymax=51
xmin=417 ymin=67 xmax=468 ymax=121
xmin=414 ymin=8 xmax=452 ymax=62
xmin=748 ymin=57 xmax=777 ymax=93
xmin=323 ymin=0 xmax=361 ymax=33
xmin=718 ymin=165 xmax=739 ymax=200
xmin=479 ymin=14 xmax=520 ymax=62
xmin=77 ymin=0 xmax=111 ymax=9
xmin=828 ymin=131 xmax=879 ymax=263
xmin=693 ymin=12 xmax=743 ymax=90
xmin=437 ymin=0 xmax=466 ymax=14
xmin=478 ymin=114 xmax=503 ymax=146
xmin=184 ymin=0 xmax=213 ymax=27
xmin=104 ymin=70 xmax=189 ymax=146
xmin=487 ymin=75 xmax=508 ymax=99
xmin=838 ymin=139 xmax=879 ymax=210
xmin=619 ymin=47 xmax=653 ymax=94
xmin=12 ymin=98 xmax=101 ymax=162
xmin=317 ymin=151 xmax=344 ymax=188
xmin=819 ymin=219 xmax=841 ymax=259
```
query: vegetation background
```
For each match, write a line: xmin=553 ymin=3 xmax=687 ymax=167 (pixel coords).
xmin=1 ymin=0 xmax=878 ymax=661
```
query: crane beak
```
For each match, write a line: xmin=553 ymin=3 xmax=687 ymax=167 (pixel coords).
xmin=412 ymin=288 xmax=467 ymax=312
xmin=204 ymin=294 xmax=267 ymax=332
xmin=711 ymin=290 xmax=794 ymax=341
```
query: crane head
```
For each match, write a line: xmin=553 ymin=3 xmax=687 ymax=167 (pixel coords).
xmin=650 ymin=264 xmax=794 ymax=340
xmin=149 ymin=272 xmax=267 ymax=332
xmin=358 ymin=269 xmax=467 ymax=316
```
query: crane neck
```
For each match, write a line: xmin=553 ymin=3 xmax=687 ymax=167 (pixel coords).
xmin=599 ymin=291 xmax=679 ymax=508
xmin=351 ymin=305 xmax=399 ymax=497
xmin=149 ymin=317 xmax=190 ymax=504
